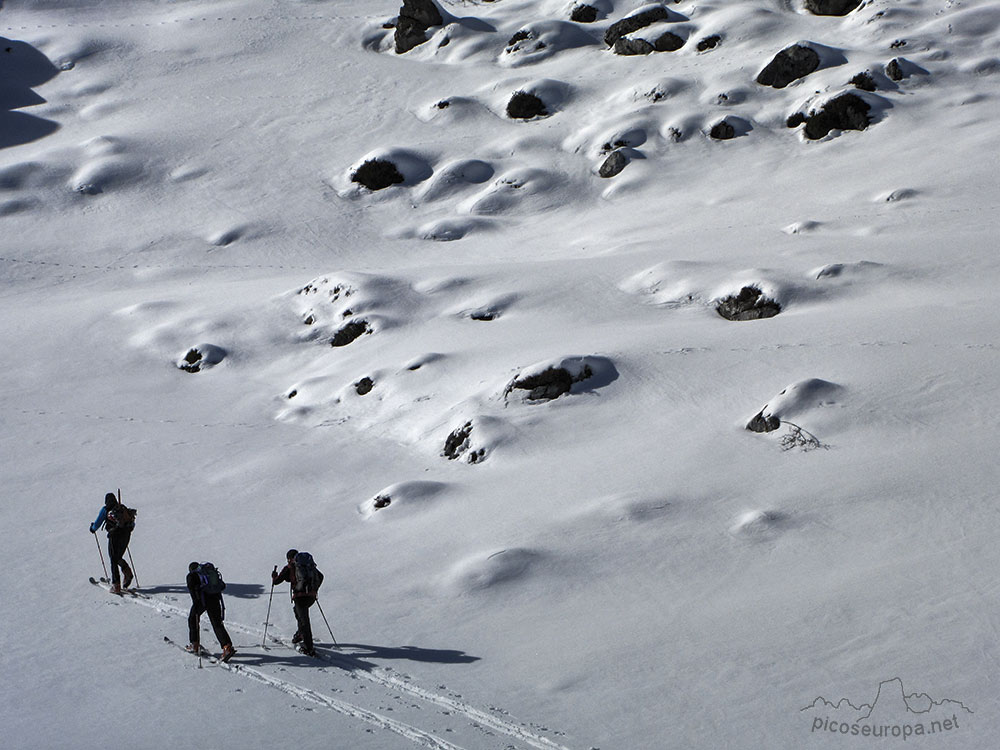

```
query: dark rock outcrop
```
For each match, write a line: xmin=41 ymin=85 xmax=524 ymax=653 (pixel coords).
xmin=571 ymin=4 xmax=599 ymax=23
xmin=599 ymin=149 xmax=628 ymax=178
xmin=697 ymin=35 xmax=721 ymax=52
xmin=177 ymin=344 xmax=226 ymax=373
xmin=614 ymin=37 xmax=655 ymax=56
xmin=716 ymin=286 xmax=781 ymax=321
xmin=849 ymin=71 xmax=877 ymax=91
xmin=506 ymin=90 xmax=548 ymax=119
xmin=709 ymin=120 xmax=736 ymax=140
xmin=747 ymin=410 xmax=781 ymax=433
xmin=507 ymin=365 xmax=594 ymax=402
xmin=786 ymin=112 xmax=807 ymax=128
xmin=351 ymin=159 xmax=405 ymax=190
xmin=886 ymin=58 xmax=904 ymax=81
xmin=802 ymin=93 xmax=871 ymax=140
xmin=394 ymin=0 xmax=444 ymax=54
xmin=443 ymin=421 xmax=485 ymax=463
xmin=355 ymin=377 xmax=374 ymax=395
xmin=804 ymin=0 xmax=861 ymax=16
xmin=330 ymin=320 xmax=371 ymax=347
xmin=756 ymin=45 xmax=821 ymax=89
xmin=614 ymin=30 xmax=683 ymax=55
xmin=604 ymin=6 xmax=670 ymax=47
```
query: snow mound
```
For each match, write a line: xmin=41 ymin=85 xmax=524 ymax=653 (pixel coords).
xmin=444 ymin=548 xmax=541 ymax=594
xmin=730 ymin=509 xmax=790 ymax=541
xmin=359 ymin=480 xmax=449 ymax=520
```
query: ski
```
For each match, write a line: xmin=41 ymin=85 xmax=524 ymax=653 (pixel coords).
xmin=163 ymin=636 xmax=218 ymax=664
xmin=90 ymin=576 xmax=149 ymax=598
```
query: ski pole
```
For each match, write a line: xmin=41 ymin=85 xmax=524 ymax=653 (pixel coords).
xmin=94 ymin=532 xmax=109 ymax=581
xmin=118 ymin=489 xmax=140 ymax=587
xmin=315 ymin=597 xmax=338 ymax=646
xmin=262 ymin=566 xmax=276 ymax=647
xmin=126 ymin=548 xmax=140 ymax=588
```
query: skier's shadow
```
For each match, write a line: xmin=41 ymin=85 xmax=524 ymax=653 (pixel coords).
xmin=234 ymin=643 xmax=480 ymax=671
xmin=142 ymin=582 xmax=266 ymax=599
xmin=332 ymin=643 xmax=480 ymax=666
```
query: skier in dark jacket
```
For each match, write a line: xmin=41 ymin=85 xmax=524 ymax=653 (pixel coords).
xmin=186 ymin=561 xmax=236 ymax=662
xmin=272 ymin=549 xmax=324 ymax=656
xmin=90 ymin=492 xmax=134 ymax=594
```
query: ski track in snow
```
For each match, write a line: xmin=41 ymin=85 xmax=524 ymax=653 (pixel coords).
xmin=103 ymin=584 xmax=574 ymax=750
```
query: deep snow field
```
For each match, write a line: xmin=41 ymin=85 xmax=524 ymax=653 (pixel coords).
xmin=3 ymin=0 xmax=1000 ymax=747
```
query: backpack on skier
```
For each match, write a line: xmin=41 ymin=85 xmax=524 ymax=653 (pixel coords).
xmin=196 ymin=562 xmax=226 ymax=595
xmin=292 ymin=552 xmax=322 ymax=596
xmin=106 ymin=502 xmax=137 ymax=532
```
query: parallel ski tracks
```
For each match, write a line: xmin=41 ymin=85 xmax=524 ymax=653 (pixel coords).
xmin=107 ymin=588 xmax=573 ymax=750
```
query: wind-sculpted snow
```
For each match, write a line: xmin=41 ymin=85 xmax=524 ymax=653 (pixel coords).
xmin=7 ymin=0 xmax=1000 ymax=748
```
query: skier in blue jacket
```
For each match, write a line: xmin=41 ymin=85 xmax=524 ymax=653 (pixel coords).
xmin=90 ymin=492 xmax=134 ymax=594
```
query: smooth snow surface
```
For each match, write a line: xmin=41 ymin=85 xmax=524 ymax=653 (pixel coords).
xmin=2 ymin=0 xmax=1000 ymax=747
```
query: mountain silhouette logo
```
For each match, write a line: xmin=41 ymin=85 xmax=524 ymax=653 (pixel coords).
xmin=801 ymin=677 xmax=973 ymax=719
xmin=801 ymin=678 xmax=972 ymax=740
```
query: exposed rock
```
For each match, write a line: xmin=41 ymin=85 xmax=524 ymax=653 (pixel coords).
xmin=804 ymin=0 xmax=861 ymax=16
xmin=716 ymin=286 xmax=781 ymax=321
xmin=599 ymin=149 xmax=628 ymax=178
xmin=507 ymin=29 xmax=532 ymax=48
xmin=180 ymin=348 xmax=204 ymax=373
xmin=850 ymin=71 xmax=877 ymax=91
xmin=394 ymin=0 xmax=443 ymax=54
xmin=177 ymin=344 xmax=226 ymax=373
xmin=614 ymin=30 xmax=683 ymax=55
xmin=373 ymin=494 xmax=392 ymax=509
xmin=443 ymin=421 xmax=485 ymax=462
xmin=506 ymin=90 xmax=548 ymax=119
xmin=803 ymin=93 xmax=871 ymax=140
xmin=653 ymin=31 xmax=684 ymax=52
xmin=709 ymin=120 xmax=736 ymax=140
xmin=507 ymin=365 xmax=594 ymax=402
xmin=571 ymin=4 xmax=599 ymax=23
xmin=746 ymin=410 xmax=781 ymax=433
xmin=886 ymin=58 xmax=904 ymax=81
xmin=351 ymin=159 xmax=405 ymax=190
xmin=330 ymin=319 xmax=371 ymax=347
xmin=614 ymin=37 xmax=655 ymax=56
xmin=355 ymin=377 xmax=374 ymax=395
xmin=604 ymin=6 xmax=670 ymax=47
xmin=697 ymin=35 xmax=721 ymax=52
xmin=443 ymin=421 xmax=472 ymax=459
xmin=786 ymin=112 xmax=807 ymax=128
xmin=756 ymin=44 xmax=821 ymax=89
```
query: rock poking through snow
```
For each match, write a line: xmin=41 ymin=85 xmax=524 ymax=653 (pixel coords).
xmin=716 ymin=286 xmax=781 ymax=321
xmin=604 ymin=6 xmax=672 ymax=47
xmin=506 ymin=91 xmax=548 ymax=119
xmin=756 ymin=45 xmax=821 ymax=89
xmin=599 ymin=149 xmax=629 ymax=177
xmin=804 ymin=0 xmax=862 ymax=16
xmin=351 ymin=159 xmax=405 ymax=190
xmin=394 ymin=0 xmax=443 ymax=54
xmin=803 ymin=93 xmax=871 ymax=140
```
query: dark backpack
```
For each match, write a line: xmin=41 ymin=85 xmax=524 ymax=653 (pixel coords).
xmin=197 ymin=562 xmax=226 ymax=595
xmin=106 ymin=503 xmax=137 ymax=532
xmin=293 ymin=552 xmax=321 ymax=595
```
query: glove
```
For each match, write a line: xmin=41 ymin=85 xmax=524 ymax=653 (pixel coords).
xmin=270 ymin=565 xmax=278 ymax=582
xmin=89 ymin=525 xmax=96 ymax=534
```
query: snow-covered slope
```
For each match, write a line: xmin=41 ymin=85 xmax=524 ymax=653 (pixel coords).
xmin=3 ymin=0 xmax=1000 ymax=747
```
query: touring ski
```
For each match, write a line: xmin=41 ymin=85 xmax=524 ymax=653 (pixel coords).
xmin=163 ymin=636 xmax=218 ymax=664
